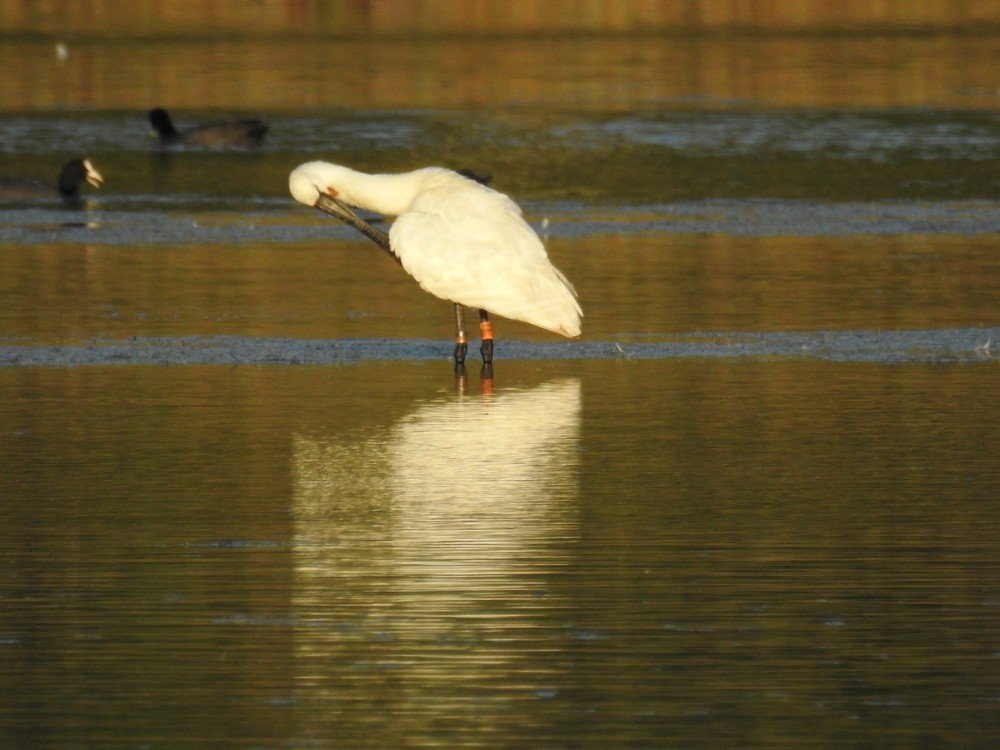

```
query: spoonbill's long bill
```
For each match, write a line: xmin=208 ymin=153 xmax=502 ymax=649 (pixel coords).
xmin=289 ymin=161 xmax=581 ymax=375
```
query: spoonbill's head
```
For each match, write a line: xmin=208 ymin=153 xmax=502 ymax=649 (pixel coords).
xmin=289 ymin=161 xmax=353 ymax=207
xmin=288 ymin=161 xmax=326 ymax=206
xmin=289 ymin=161 xmax=370 ymax=225
xmin=289 ymin=161 xmax=391 ymax=251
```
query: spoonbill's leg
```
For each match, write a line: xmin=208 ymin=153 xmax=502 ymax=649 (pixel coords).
xmin=479 ymin=309 xmax=494 ymax=378
xmin=453 ymin=303 xmax=468 ymax=373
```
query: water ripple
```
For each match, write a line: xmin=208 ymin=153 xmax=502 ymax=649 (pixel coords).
xmin=1 ymin=198 xmax=997 ymax=246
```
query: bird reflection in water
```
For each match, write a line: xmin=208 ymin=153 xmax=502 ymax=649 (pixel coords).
xmin=291 ymin=379 xmax=581 ymax=737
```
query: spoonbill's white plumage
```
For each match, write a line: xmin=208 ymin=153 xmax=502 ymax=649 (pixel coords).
xmin=289 ymin=161 xmax=582 ymax=371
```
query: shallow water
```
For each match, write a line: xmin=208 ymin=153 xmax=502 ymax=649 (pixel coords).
xmin=1 ymin=362 xmax=997 ymax=747
xmin=1 ymin=26 xmax=999 ymax=749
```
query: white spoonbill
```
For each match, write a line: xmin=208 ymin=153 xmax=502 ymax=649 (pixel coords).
xmin=289 ymin=161 xmax=581 ymax=374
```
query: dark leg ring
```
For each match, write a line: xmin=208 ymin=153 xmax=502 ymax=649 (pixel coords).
xmin=453 ymin=303 xmax=468 ymax=372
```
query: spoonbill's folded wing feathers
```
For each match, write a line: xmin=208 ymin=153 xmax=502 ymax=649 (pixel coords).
xmin=390 ymin=181 xmax=581 ymax=337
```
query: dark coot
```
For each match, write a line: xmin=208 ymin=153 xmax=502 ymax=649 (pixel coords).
xmin=148 ymin=108 xmax=269 ymax=147
xmin=0 ymin=158 xmax=104 ymax=201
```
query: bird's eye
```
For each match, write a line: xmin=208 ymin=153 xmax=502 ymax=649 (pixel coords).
xmin=325 ymin=186 xmax=339 ymax=197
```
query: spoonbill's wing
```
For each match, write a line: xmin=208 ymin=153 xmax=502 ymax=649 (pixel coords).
xmin=389 ymin=189 xmax=581 ymax=337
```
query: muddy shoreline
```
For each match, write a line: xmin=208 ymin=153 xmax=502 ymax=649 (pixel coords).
xmin=2 ymin=328 xmax=995 ymax=368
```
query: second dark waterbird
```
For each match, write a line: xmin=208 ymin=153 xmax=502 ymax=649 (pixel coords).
xmin=148 ymin=108 xmax=269 ymax=147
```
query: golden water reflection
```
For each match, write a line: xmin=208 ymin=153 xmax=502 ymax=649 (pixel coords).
xmin=2 ymin=233 xmax=995 ymax=344
xmin=4 ymin=0 xmax=997 ymax=37
xmin=291 ymin=379 xmax=581 ymax=740
xmin=0 ymin=359 xmax=995 ymax=746
xmin=1 ymin=33 xmax=996 ymax=112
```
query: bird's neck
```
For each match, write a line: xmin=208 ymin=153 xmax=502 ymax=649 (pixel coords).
xmin=340 ymin=170 xmax=428 ymax=217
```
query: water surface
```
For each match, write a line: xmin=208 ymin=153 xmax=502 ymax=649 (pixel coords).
xmin=1 ymin=26 xmax=998 ymax=749
xmin=1 ymin=362 xmax=997 ymax=747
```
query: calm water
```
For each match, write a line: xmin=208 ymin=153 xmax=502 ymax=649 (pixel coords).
xmin=1 ymin=29 xmax=999 ymax=748
xmin=1 ymin=363 xmax=997 ymax=747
